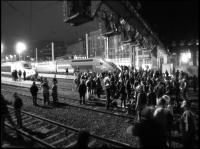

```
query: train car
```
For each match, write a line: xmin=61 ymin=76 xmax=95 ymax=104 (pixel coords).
xmin=35 ymin=61 xmax=74 ymax=74
xmin=67 ymin=58 xmax=121 ymax=73
xmin=34 ymin=58 xmax=120 ymax=74
xmin=1 ymin=61 xmax=36 ymax=79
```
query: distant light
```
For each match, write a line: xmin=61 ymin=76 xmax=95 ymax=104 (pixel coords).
xmin=10 ymin=55 xmax=13 ymax=59
xmin=181 ymin=52 xmax=191 ymax=63
xmin=16 ymin=42 xmax=26 ymax=54
xmin=120 ymin=18 xmax=126 ymax=25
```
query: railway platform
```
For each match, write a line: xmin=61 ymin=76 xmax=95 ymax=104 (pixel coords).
xmin=38 ymin=73 xmax=75 ymax=80
xmin=1 ymin=77 xmax=40 ymax=88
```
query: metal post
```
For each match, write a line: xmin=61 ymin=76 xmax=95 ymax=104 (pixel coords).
xmin=51 ymin=42 xmax=54 ymax=62
xmin=36 ymin=48 xmax=38 ymax=63
xmin=86 ymin=33 xmax=89 ymax=59
xmin=106 ymin=37 xmax=108 ymax=59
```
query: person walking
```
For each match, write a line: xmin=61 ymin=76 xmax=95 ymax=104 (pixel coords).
xmin=13 ymin=92 xmax=23 ymax=128
xmin=30 ymin=81 xmax=39 ymax=106
xmin=23 ymin=70 xmax=26 ymax=81
xmin=78 ymin=79 xmax=87 ymax=104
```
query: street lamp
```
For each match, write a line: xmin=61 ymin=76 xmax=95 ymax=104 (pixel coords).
xmin=16 ymin=42 xmax=26 ymax=61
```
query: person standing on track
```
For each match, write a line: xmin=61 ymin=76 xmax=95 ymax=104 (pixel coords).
xmin=1 ymin=94 xmax=17 ymax=145
xmin=18 ymin=70 xmax=22 ymax=81
xmin=30 ymin=81 xmax=39 ymax=106
xmin=135 ymin=85 xmax=147 ymax=122
xmin=41 ymin=78 xmax=50 ymax=106
xmin=78 ymin=79 xmax=87 ymax=104
xmin=13 ymin=92 xmax=23 ymax=128
xmin=23 ymin=70 xmax=26 ymax=81
xmin=180 ymin=100 xmax=196 ymax=148
xmin=104 ymin=74 xmax=111 ymax=110
xmin=52 ymin=80 xmax=58 ymax=105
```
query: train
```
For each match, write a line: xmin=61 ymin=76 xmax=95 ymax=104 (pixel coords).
xmin=34 ymin=58 xmax=121 ymax=74
xmin=1 ymin=61 xmax=36 ymax=79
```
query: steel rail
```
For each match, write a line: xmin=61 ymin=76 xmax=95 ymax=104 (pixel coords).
xmin=7 ymin=106 xmax=133 ymax=148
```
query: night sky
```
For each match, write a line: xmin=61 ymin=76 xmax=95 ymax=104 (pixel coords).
xmin=137 ymin=0 xmax=198 ymax=45
xmin=1 ymin=0 xmax=199 ymax=55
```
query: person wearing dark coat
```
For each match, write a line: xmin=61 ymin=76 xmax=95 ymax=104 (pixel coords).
xmin=18 ymin=70 xmax=22 ymax=81
xmin=13 ymin=92 xmax=23 ymax=128
xmin=120 ymin=80 xmax=127 ymax=110
xmin=30 ymin=81 xmax=39 ymax=106
xmin=96 ymin=77 xmax=102 ymax=98
xmin=78 ymin=79 xmax=87 ymax=104
xmin=1 ymin=94 xmax=16 ymax=145
xmin=135 ymin=85 xmax=147 ymax=122
xmin=52 ymin=81 xmax=58 ymax=104
xmin=23 ymin=70 xmax=26 ymax=80
xmin=41 ymin=78 xmax=50 ymax=106
xmin=125 ymin=76 xmax=131 ymax=104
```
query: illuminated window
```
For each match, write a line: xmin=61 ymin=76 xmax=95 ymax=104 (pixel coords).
xmin=138 ymin=50 xmax=142 ymax=55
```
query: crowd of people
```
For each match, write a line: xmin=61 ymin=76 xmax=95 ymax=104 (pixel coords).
xmin=11 ymin=70 xmax=26 ymax=81
xmin=2 ymin=66 xmax=198 ymax=148
xmin=72 ymin=66 xmax=198 ymax=147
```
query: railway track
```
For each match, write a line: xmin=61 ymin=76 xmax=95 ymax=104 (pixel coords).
xmin=5 ymin=106 xmax=133 ymax=148
xmin=1 ymin=83 xmax=137 ymax=120
xmin=2 ymin=82 xmax=198 ymax=121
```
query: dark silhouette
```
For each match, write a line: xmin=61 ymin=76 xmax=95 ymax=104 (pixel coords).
xmin=30 ymin=81 xmax=39 ymax=106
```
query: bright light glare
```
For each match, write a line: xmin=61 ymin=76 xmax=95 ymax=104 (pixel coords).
xmin=16 ymin=42 xmax=26 ymax=54
xmin=1 ymin=43 xmax=3 ymax=53
xmin=181 ymin=52 xmax=191 ymax=63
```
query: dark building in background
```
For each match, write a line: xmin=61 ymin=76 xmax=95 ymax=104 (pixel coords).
xmin=169 ymin=39 xmax=199 ymax=76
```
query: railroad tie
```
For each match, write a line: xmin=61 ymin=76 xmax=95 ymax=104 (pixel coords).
xmin=43 ymin=130 xmax=65 ymax=141
xmin=51 ymin=137 xmax=68 ymax=146
xmin=23 ymin=119 xmax=39 ymax=127
xmin=88 ymin=139 xmax=97 ymax=148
